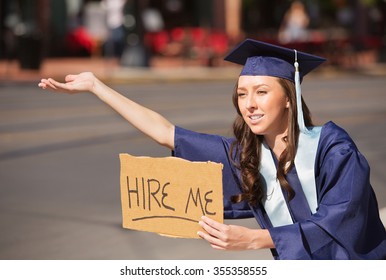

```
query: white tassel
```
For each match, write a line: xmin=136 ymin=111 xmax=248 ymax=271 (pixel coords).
xmin=294 ymin=50 xmax=308 ymax=134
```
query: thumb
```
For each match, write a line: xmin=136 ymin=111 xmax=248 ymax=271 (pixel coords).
xmin=65 ymin=74 xmax=77 ymax=82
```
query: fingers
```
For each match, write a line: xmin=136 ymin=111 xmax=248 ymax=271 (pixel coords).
xmin=48 ymin=78 xmax=66 ymax=89
xmin=198 ymin=216 xmax=229 ymax=249
xmin=38 ymin=78 xmax=58 ymax=90
xmin=198 ymin=216 xmax=257 ymax=251
xmin=38 ymin=73 xmax=78 ymax=89
xmin=38 ymin=72 xmax=95 ymax=94
xmin=199 ymin=216 xmax=227 ymax=236
xmin=197 ymin=230 xmax=226 ymax=250
xmin=198 ymin=220 xmax=221 ymax=238
xmin=38 ymin=80 xmax=47 ymax=89
xmin=38 ymin=77 xmax=73 ymax=92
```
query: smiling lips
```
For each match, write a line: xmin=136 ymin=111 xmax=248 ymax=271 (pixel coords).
xmin=248 ymin=114 xmax=264 ymax=122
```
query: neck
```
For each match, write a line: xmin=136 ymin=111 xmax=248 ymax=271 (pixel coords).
xmin=264 ymin=131 xmax=288 ymax=159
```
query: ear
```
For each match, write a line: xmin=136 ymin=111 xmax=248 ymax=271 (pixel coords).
xmin=285 ymin=98 xmax=290 ymax=108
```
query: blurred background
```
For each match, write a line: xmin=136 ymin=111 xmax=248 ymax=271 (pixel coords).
xmin=1 ymin=0 xmax=386 ymax=73
xmin=0 ymin=0 xmax=386 ymax=260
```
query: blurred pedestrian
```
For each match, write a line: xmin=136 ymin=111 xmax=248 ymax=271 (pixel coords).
xmin=102 ymin=0 xmax=127 ymax=58
xmin=38 ymin=38 xmax=386 ymax=260
xmin=278 ymin=1 xmax=310 ymax=44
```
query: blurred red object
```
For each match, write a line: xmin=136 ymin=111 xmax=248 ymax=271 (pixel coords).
xmin=145 ymin=27 xmax=229 ymax=57
xmin=208 ymin=31 xmax=228 ymax=55
xmin=65 ymin=27 xmax=96 ymax=56
xmin=145 ymin=30 xmax=170 ymax=53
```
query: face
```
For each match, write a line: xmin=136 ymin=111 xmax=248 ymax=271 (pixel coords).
xmin=237 ymin=75 xmax=289 ymax=137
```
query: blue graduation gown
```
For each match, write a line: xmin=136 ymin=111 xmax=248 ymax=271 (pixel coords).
xmin=173 ymin=121 xmax=386 ymax=259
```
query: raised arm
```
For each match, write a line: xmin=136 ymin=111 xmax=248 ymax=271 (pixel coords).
xmin=38 ymin=72 xmax=175 ymax=149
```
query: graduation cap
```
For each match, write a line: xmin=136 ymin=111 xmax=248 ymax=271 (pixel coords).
xmin=224 ymin=39 xmax=326 ymax=134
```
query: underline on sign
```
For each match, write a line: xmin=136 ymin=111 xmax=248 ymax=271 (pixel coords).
xmin=132 ymin=215 xmax=199 ymax=223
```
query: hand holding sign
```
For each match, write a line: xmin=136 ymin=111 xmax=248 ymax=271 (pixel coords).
xmin=120 ymin=154 xmax=223 ymax=238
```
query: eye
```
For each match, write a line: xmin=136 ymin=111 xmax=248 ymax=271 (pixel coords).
xmin=237 ymin=92 xmax=246 ymax=98
xmin=257 ymin=90 xmax=267 ymax=95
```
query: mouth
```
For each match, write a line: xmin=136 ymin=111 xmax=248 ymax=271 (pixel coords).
xmin=246 ymin=114 xmax=264 ymax=126
xmin=248 ymin=114 xmax=264 ymax=121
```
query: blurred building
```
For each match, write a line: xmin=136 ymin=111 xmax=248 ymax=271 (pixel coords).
xmin=1 ymin=0 xmax=385 ymax=68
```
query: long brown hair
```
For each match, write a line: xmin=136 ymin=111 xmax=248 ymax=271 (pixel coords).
xmin=230 ymin=77 xmax=313 ymax=206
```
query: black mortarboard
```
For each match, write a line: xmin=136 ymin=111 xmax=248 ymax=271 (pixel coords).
xmin=224 ymin=38 xmax=326 ymax=83
xmin=224 ymin=38 xmax=326 ymax=134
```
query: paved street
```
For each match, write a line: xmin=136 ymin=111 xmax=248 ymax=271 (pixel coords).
xmin=0 ymin=73 xmax=385 ymax=260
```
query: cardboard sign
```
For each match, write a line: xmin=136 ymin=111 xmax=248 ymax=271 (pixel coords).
xmin=119 ymin=154 xmax=224 ymax=238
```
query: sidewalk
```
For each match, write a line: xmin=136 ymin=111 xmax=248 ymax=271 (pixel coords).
xmin=1 ymin=57 xmax=386 ymax=84
xmin=0 ymin=57 xmax=239 ymax=84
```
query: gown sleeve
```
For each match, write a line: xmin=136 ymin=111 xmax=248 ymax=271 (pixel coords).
xmin=268 ymin=122 xmax=386 ymax=259
xmin=173 ymin=126 xmax=253 ymax=219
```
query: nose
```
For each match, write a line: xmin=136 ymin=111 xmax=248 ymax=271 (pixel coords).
xmin=245 ymin=94 xmax=257 ymax=110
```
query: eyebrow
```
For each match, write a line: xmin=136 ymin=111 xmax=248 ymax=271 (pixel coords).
xmin=237 ymin=83 xmax=270 ymax=91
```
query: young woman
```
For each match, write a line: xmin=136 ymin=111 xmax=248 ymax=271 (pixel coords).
xmin=38 ymin=39 xmax=386 ymax=259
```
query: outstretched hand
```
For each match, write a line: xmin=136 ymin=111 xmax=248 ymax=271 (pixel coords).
xmin=38 ymin=72 xmax=97 ymax=94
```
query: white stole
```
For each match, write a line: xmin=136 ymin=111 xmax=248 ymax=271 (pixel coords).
xmin=260 ymin=127 xmax=322 ymax=226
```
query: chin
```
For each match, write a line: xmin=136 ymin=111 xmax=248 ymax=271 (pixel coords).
xmin=248 ymin=126 xmax=266 ymax=136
